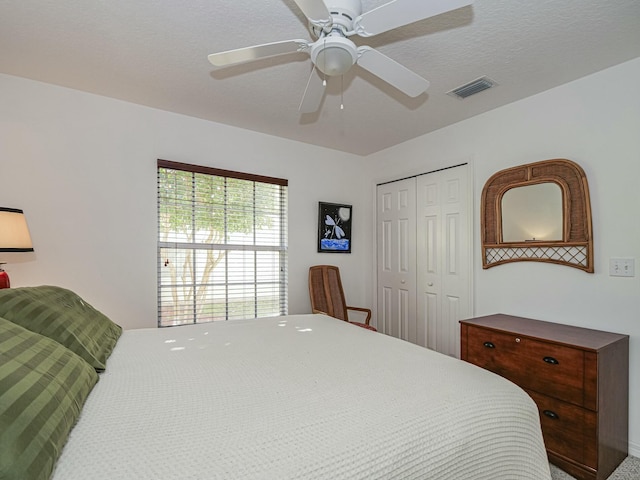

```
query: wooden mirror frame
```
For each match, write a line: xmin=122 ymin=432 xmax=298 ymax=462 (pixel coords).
xmin=481 ymin=158 xmax=593 ymax=272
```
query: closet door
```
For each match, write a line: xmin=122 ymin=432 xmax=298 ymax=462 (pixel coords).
xmin=416 ymin=166 xmax=470 ymax=357
xmin=376 ymin=178 xmax=417 ymax=342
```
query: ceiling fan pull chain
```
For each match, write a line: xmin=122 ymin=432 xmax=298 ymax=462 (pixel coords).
xmin=322 ymin=38 xmax=327 ymax=86
xmin=340 ymin=75 xmax=344 ymax=110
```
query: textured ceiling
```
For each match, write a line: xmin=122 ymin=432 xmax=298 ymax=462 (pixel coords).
xmin=1 ymin=0 xmax=639 ymax=156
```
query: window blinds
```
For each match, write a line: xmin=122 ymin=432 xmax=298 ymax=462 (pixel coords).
xmin=157 ymin=160 xmax=288 ymax=327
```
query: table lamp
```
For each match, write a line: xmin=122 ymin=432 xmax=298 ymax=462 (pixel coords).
xmin=0 ymin=207 xmax=34 ymax=289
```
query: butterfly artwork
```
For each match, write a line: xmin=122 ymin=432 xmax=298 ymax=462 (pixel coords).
xmin=318 ymin=202 xmax=352 ymax=253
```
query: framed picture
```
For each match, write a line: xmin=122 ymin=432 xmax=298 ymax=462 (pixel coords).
xmin=318 ymin=202 xmax=352 ymax=253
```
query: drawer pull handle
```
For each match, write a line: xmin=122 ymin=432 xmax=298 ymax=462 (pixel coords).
xmin=543 ymin=356 xmax=559 ymax=365
xmin=483 ymin=341 xmax=495 ymax=349
xmin=543 ymin=410 xmax=559 ymax=420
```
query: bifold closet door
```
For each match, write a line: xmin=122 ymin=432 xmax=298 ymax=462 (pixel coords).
xmin=416 ymin=166 xmax=470 ymax=357
xmin=376 ymin=178 xmax=417 ymax=343
xmin=376 ymin=165 xmax=471 ymax=357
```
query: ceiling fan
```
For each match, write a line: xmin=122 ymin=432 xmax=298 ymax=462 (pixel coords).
xmin=208 ymin=0 xmax=472 ymax=113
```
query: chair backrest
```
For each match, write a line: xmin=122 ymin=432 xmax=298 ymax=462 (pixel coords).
xmin=308 ymin=265 xmax=348 ymax=321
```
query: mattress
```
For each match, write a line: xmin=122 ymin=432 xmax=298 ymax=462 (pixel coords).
xmin=52 ymin=314 xmax=551 ymax=479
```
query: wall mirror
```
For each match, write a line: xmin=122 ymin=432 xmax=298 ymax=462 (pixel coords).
xmin=501 ymin=183 xmax=563 ymax=242
xmin=481 ymin=158 xmax=593 ymax=272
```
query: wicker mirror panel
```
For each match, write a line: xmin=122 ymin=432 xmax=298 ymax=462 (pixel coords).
xmin=481 ymin=158 xmax=593 ymax=272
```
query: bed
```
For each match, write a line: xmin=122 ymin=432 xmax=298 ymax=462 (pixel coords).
xmin=0 ymin=286 xmax=552 ymax=480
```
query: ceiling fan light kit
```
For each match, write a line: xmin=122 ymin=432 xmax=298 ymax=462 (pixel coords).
xmin=208 ymin=0 xmax=473 ymax=112
xmin=311 ymin=36 xmax=358 ymax=76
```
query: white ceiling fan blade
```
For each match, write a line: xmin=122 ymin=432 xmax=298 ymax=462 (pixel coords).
xmin=356 ymin=47 xmax=429 ymax=97
xmin=293 ymin=0 xmax=332 ymax=27
xmin=208 ymin=39 xmax=310 ymax=67
xmin=354 ymin=0 xmax=473 ymax=37
xmin=299 ymin=67 xmax=326 ymax=113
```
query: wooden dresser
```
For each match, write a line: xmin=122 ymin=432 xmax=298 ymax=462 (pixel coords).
xmin=460 ymin=314 xmax=628 ymax=480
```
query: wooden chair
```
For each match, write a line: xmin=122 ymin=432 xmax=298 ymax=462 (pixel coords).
xmin=308 ymin=265 xmax=376 ymax=331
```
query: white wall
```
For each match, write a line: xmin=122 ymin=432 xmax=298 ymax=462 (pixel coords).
xmin=2 ymin=56 xmax=638 ymax=455
xmin=0 ymin=73 xmax=374 ymax=329
xmin=368 ymin=57 xmax=640 ymax=456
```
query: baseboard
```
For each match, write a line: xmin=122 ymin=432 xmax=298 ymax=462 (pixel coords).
xmin=628 ymin=440 xmax=640 ymax=458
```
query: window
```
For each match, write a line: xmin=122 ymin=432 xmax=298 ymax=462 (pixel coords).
xmin=157 ymin=160 xmax=288 ymax=327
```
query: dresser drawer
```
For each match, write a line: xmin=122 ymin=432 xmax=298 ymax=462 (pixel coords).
xmin=465 ymin=325 xmax=588 ymax=407
xmin=527 ymin=390 xmax=597 ymax=469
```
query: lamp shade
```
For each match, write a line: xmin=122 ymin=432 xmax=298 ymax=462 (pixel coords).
xmin=0 ymin=207 xmax=34 ymax=252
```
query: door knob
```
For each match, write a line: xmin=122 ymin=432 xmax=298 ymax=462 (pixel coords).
xmin=428 ymin=282 xmax=433 ymax=286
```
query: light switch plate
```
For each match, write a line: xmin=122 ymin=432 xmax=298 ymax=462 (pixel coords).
xmin=609 ymin=258 xmax=635 ymax=277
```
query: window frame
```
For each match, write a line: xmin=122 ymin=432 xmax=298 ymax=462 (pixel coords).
xmin=157 ymin=159 xmax=288 ymax=327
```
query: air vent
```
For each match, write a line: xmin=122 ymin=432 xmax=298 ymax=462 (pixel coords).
xmin=447 ymin=76 xmax=497 ymax=100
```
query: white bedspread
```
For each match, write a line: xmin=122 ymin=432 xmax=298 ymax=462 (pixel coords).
xmin=53 ymin=314 xmax=551 ymax=480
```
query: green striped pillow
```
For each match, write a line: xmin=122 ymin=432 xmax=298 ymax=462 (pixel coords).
xmin=0 ymin=316 xmax=99 ymax=480
xmin=0 ymin=286 xmax=122 ymax=371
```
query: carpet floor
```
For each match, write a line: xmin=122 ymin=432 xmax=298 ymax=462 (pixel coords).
xmin=550 ymin=456 xmax=640 ymax=480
